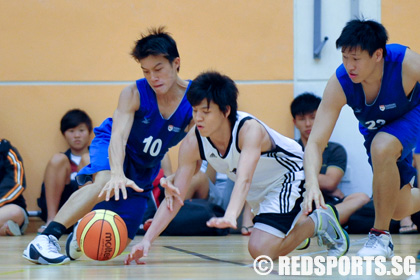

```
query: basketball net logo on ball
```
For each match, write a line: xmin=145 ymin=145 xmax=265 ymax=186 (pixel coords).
xmin=77 ymin=209 xmax=128 ymax=261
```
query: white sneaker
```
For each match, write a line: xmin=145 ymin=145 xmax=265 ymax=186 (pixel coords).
xmin=22 ymin=235 xmax=70 ymax=265
xmin=65 ymin=222 xmax=82 ymax=260
xmin=310 ymin=204 xmax=350 ymax=257
xmin=357 ymin=229 xmax=394 ymax=259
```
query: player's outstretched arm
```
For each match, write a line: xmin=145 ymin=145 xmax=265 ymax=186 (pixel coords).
xmin=124 ymin=129 xmax=201 ymax=265
xmin=207 ymin=120 xmax=264 ymax=229
xmin=402 ymin=48 xmax=420 ymax=90
xmin=303 ymin=75 xmax=346 ymax=214
xmin=99 ymin=84 xmax=144 ymax=201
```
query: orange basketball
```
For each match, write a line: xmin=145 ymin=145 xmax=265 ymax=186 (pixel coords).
xmin=76 ymin=209 xmax=128 ymax=261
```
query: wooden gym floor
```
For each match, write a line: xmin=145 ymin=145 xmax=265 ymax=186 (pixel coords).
xmin=1 ymin=233 xmax=419 ymax=279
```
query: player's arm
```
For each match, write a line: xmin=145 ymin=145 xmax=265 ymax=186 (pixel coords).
xmin=124 ymin=129 xmax=201 ymax=265
xmin=161 ymin=153 xmax=173 ymax=177
xmin=303 ymin=74 xmax=346 ymax=214
xmin=99 ymin=84 xmax=143 ymax=201
xmin=402 ymin=48 xmax=420 ymax=92
xmin=207 ymin=120 xmax=266 ymax=229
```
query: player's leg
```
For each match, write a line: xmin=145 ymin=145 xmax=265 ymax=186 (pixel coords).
xmin=250 ymin=179 xmax=348 ymax=258
xmin=54 ymin=170 xmax=110 ymax=229
xmin=248 ymin=217 xmax=314 ymax=259
xmin=357 ymin=132 xmax=401 ymax=258
xmin=249 ymin=205 xmax=349 ymax=259
xmin=370 ymin=132 xmax=402 ymax=230
xmin=42 ymin=153 xmax=71 ymax=230
xmin=393 ymin=184 xmax=420 ymax=221
xmin=358 ymin=107 xmax=420 ymax=258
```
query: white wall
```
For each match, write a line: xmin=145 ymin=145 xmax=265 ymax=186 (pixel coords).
xmin=293 ymin=0 xmax=382 ymax=197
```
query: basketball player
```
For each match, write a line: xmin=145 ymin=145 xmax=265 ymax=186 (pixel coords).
xmin=302 ymin=19 xmax=420 ymax=259
xmin=23 ymin=27 xmax=194 ymax=265
xmin=122 ymin=71 xmax=349 ymax=265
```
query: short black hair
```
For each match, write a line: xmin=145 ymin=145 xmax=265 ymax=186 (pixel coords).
xmin=336 ymin=19 xmax=388 ymax=58
xmin=290 ymin=92 xmax=321 ymax=119
xmin=131 ymin=26 xmax=180 ymax=71
xmin=60 ymin=109 xmax=92 ymax=134
xmin=187 ymin=71 xmax=238 ymax=128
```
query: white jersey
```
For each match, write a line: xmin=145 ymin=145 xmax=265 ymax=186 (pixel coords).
xmin=195 ymin=111 xmax=305 ymax=215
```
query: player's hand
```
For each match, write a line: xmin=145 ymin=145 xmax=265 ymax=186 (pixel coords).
xmin=98 ymin=175 xmax=143 ymax=201
xmin=206 ymin=216 xmax=237 ymax=229
xmin=124 ymin=240 xmax=150 ymax=265
xmin=302 ymin=184 xmax=326 ymax=215
xmin=160 ymin=174 xmax=183 ymax=211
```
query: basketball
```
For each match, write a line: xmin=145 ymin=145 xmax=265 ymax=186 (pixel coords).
xmin=76 ymin=209 xmax=128 ymax=261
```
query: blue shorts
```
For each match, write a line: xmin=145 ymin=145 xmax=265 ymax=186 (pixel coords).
xmin=78 ymin=119 xmax=113 ymax=177
xmin=93 ymin=190 xmax=149 ymax=240
xmin=361 ymin=105 xmax=420 ymax=187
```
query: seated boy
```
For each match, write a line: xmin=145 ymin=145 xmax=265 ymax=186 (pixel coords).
xmin=37 ymin=109 xmax=92 ymax=232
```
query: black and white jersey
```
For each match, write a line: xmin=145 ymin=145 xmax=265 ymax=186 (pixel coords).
xmin=195 ymin=111 xmax=305 ymax=214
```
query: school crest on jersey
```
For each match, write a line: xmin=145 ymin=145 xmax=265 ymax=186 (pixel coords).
xmin=379 ymin=103 xmax=397 ymax=111
xmin=168 ymin=125 xmax=181 ymax=133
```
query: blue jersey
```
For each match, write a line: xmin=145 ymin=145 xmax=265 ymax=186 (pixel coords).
xmin=336 ymin=44 xmax=420 ymax=135
xmin=126 ymin=78 xmax=192 ymax=169
xmin=337 ymin=44 xmax=420 ymax=187
xmin=78 ymin=78 xmax=192 ymax=191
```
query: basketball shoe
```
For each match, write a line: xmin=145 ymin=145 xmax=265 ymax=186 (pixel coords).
xmin=310 ymin=204 xmax=350 ymax=257
xmin=296 ymin=238 xmax=311 ymax=250
xmin=66 ymin=222 xmax=82 ymax=260
xmin=22 ymin=235 xmax=70 ymax=265
xmin=357 ymin=228 xmax=394 ymax=259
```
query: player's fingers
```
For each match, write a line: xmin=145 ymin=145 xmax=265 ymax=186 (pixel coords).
xmin=143 ymin=245 xmax=149 ymax=257
xmin=314 ymin=196 xmax=320 ymax=210
xmin=159 ymin=177 xmax=168 ymax=188
xmin=305 ymin=197 xmax=312 ymax=214
xmin=113 ymin=184 xmax=120 ymax=201
xmin=127 ymin=181 xmax=143 ymax=193
xmin=174 ymin=194 xmax=184 ymax=206
xmin=124 ymin=254 xmax=132 ymax=265
xmin=170 ymin=185 xmax=180 ymax=195
xmin=206 ymin=217 xmax=217 ymax=227
xmin=98 ymin=188 xmax=105 ymax=198
xmin=166 ymin=197 xmax=173 ymax=211
xmin=105 ymin=188 xmax=112 ymax=201
xmin=319 ymin=195 xmax=327 ymax=209
xmin=121 ymin=185 xmax=128 ymax=200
